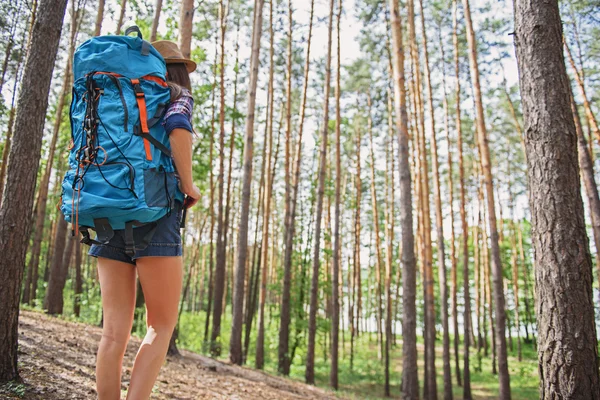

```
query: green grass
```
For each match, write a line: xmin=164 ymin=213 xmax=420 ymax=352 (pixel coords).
xmin=177 ymin=311 xmax=539 ymax=399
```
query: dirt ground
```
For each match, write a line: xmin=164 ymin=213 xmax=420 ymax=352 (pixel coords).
xmin=1 ymin=310 xmax=345 ymax=400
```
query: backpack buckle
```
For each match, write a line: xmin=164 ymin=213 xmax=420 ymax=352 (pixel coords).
xmin=131 ymin=79 xmax=144 ymax=97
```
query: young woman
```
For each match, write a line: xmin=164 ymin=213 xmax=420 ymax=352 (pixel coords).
xmin=89 ymin=41 xmax=200 ymax=400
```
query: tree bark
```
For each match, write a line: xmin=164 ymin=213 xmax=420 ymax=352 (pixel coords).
xmin=462 ymin=0 xmax=511 ymax=396
xmin=305 ymin=0 xmax=334 ymax=385
xmin=94 ymin=0 xmax=105 ymax=37
xmin=229 ymin=0 xmax=264 ymax=365
xmin=0 ymin=0 xmax=67 ymax=382
xmin=389 ymin=0 xmax=419 ymax=396
xmin=564 ymin=41 xmax=599 ymax=146
xmin=570 ymin=89 xmax=600 ymax=307
xmin=420 ymin=0 xmax=450 ymax=396
xmin=279 ymin=0 xmax=314 ymax=375
xmin=43 ymin=217 xmax=69 ymax=314
xmin=211 ymin=0 xmax=230 ymax=357
xmin=367 ymin=93 xmax=384 ymax=364
xmin=24 ymin=1 xmax=80 ymax=306
xmin=115 ymin=0 xmax=127 ymax=35
xmin=179 ymin=0 xmax=194 ymax=59
xmin=330 ymin=0 xmax=342 ymax=389
xmin=452 ymin=0 xmax=472 ymax=396
xmin=255 ymin=1 xmax=274 ymax=368
xmin=150 ymin=0 xmax=163 ymax=42
xmin=514 ymin=1 xmax=600 ymax=398
xmin=440 ymin=21 xmax=462 ymax=385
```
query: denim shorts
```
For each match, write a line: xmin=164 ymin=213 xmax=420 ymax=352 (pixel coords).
xmin=88 ymin=201 xmax=183 ymax=265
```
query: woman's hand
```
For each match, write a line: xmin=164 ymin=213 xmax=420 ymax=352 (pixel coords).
xmin=181 ymin=182 xmax=201 ymax=209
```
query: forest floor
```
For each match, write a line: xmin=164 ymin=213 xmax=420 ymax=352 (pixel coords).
xmin=0 ymin=310 xmax=539 ymax=399
xmin=0 ymin=310 xmax=344 ymax=400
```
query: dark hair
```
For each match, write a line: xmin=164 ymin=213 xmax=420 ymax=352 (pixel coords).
xmin=166 ymin=63 xmax=191 ymax=101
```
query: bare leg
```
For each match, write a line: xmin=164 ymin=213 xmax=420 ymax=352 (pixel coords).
xmin=126 ymin=256 xmax=182 ymax=400
xmin=96 ymin=258 xmax=136 ymax=400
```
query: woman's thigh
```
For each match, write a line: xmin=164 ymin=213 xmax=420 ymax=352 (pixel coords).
xmin=136 ymin=257 xmax=183 ymax=329
xmin=97 ymin=257 xmax=137 ymax=341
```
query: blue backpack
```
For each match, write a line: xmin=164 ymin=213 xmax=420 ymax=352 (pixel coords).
xmin=61 ymin=26 xmax=184 ymax=255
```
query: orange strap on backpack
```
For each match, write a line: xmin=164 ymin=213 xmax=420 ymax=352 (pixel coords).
xmin=131 ymin=78 xmax=153 ymax=161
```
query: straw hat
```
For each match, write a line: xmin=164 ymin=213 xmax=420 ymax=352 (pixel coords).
xmin=152 ymin=40 xmax=197 ymax=73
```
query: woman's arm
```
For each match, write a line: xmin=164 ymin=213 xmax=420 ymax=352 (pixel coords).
xmin=169 ymin=128 xmax=201 ymax=207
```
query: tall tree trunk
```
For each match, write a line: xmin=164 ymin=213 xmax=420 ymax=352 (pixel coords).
xmin=305 ymin=0 xmax=334 ymax=385
xmin=150 ymin=0 xmax=163 ymax=42
xmin=94 ymin=0 xmax=105 ymax=36
xmin=571 ymin=90 xmax=600 ymax=306
xmin=389 ymin=0 xmax=419 ymax=396
xmin=514 ymin=1 xmax=600 ymax=398
xmin=24 ymin=2 xmax=80 ymax=305
xmin=211 ymin=0 xmax=230 ymax=356
xmin=564 ymin=41 xmax=599 ymax=145
xmin=0 ymin=0 xmax=68 ymax=382
xmin=384 ymin=88 xmax=395 ymax=397
xmin=115 ymin=0 xmax=127 ymax=35
xmin=419 ymin=0 xmax=450 ymax=396
xmin=462 ymin=0 xmax=511 ymax=396
xmin=367 ymin=93 xmax=384 ymax=363
xmin=179 ymin=0 xmax=194 ymax=59
xmin=255 ymin=1 xmax=274 ymax=368
xmin=506 ymin=160 xmax=523 ymax=361
xmin=0 ymin=19 xmax=30 ymax=204
xmin=453 ymin=0 xmax=472 ymax=396
xmin=351 ymin=122 xmax=361 ymax=369
xmin=279 ymin=0 xmax=314 ymax=375
xmin=330 ymin=0 xmax=342 ymax=389
xmin=229 ymin=0 xmax=264 ymax=365
xmin=43 ymin=218 xmax=69 ymax=314
xmin=279 ymin=0 xmax=294 ymax=374
xmin=440 ymin=21 xmax=462 ymax=385
xmin=203 ymin=30 xmax=219 ymax=344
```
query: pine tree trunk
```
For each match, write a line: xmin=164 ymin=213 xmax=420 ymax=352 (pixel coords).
xmin=229 ymin=0 xmax=264 ymax=365
xmin=255 ymin=2 xmax=274 ymax=367
xmin=564 ymin=41 xmax=599 ymax=145
xmin=389 ymin=0 xmax=419 ymax=396
xmin=384 ymin=87 xmax=395 ymax=397
xmin=305 ymin=0 xmax=334 ymax=384
xmin=0 ymin=0 xmax=68 ymax=382
xmin=571 ymin=90 xmax=600 ymax=306
xmin=43 ymin=217 xmax=69 ymax=315
xmin=507 ymin=168 xmax=522 ymax=361
xmin=514 ymin=1 xmax=600 ymax=397
xmin=280 ymin=0 xmax=314 ymax=375
xmin=330 ymin=0 xmax=342 ymax=389
xmin=463 ymin=0 xmax=510 ymax=396
xmin=203 ymin=31 xmax=219 ymax=344
xmin=211 ymin=0 xmax=230 ymax=356
xmin=279 ymin=0 xmax=295 ymax=374
xmin=94 ymin=0 xmax=105 ymax=36
xmin=178 ymin=0 xmax=194 ymax=59
xmin=25 ymin=9 xmax=78 ymax=305
xmin=420 ymin=0 xmax=451 ymax=396
xmin=367 ymin=93 xmax=384 ymax=364
xmin=441 ymin=24 xmax=462 ymax=384
xmin=150 ymin=0 xmax=163 ymax=42
xmin=115 ymin=0 xmax=127 ymax=35
xmin=453 ymin=0 xmax=472 ymax=396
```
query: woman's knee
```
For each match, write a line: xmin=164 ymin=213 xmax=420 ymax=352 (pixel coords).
xmin=100 ymin=323 xmax=131 ymax=351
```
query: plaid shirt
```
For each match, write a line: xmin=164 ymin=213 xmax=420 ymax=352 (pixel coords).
xmin=163 ymin=88 xmax=194 ymax=187
xmin=163 ymin=88 xmax=194 ymax=124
